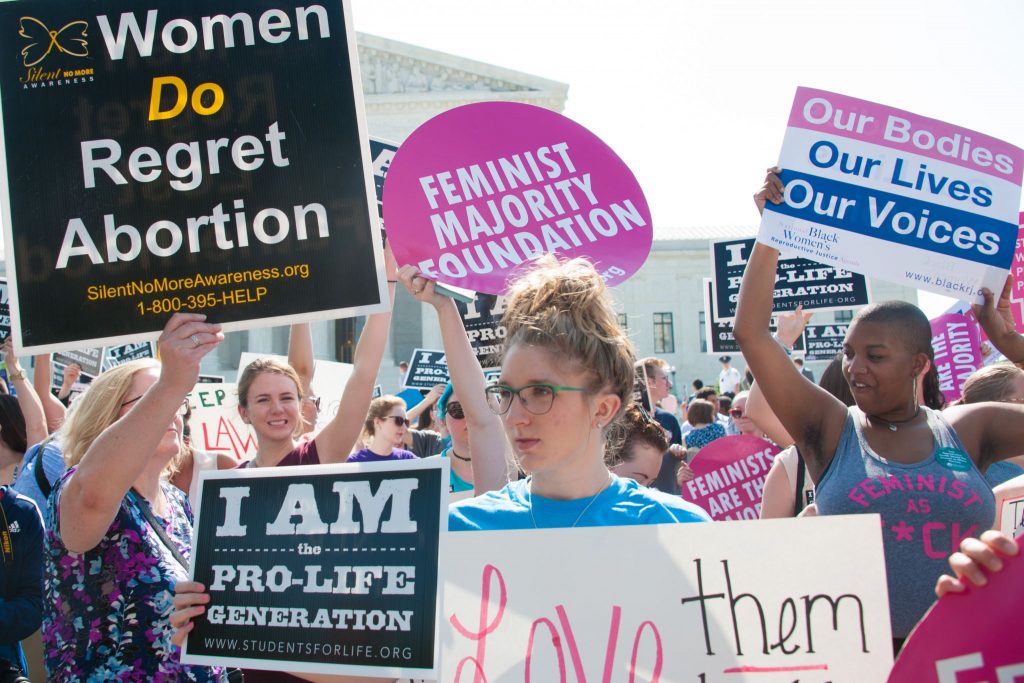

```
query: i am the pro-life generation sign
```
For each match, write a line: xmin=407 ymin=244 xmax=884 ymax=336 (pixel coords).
xmin=183 ymin=458 xmax=447 ymax=679
xmin=404 ymin=349 xmax=450 ymax=389
xmin=0 ymin=0 xmax=387 ymax=353
xmin=759 ymin=87 xmax=1024 ymax=302
xmin=710 ymin=237 xmax=870 ymax=321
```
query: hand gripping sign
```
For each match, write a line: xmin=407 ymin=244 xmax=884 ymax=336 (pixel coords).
xmin=383 ymin=102 xmax=653 ymax=294
xmin=680 ymin=435 xmax=779 ymax=521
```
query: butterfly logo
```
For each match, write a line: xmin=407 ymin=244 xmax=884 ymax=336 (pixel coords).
xmin=19 ymin=16 xmax=89 ymax=68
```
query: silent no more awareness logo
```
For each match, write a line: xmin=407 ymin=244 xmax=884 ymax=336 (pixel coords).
xmin=18 ymin=16 xmax=95 ymax=89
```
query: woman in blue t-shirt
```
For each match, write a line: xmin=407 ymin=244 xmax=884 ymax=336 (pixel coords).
xmin=439 ymin=255 xmax=708 ymax=531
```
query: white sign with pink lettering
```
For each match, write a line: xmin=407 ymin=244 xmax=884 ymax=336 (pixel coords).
xmin=440 ymin=515 xmax=893 ymax=681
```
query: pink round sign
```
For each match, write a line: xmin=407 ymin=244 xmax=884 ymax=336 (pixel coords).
xmin=679 ymin=435 xmax=778 ymax=521
xmin=888 ymin=536 xmax=1023 ymax=682
xmin=383 ymin=102 xmax=653 ymax=294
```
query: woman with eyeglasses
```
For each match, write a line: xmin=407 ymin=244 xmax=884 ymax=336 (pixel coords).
xmin=445 ymin=255 xmax=709 ymax=530
xmin=347 ymin=396 xmax=418 ymax=463
xmin=42 ymin=313 xmax=225 ymax=681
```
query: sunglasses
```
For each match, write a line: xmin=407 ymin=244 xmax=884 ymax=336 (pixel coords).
xmin=304 ymin=395 xmax=322 ymax=411
xmin=729 ymin=408 xmax=745 ymax=419
xmin=384 ymin=415 xmax=410 ymax=427
xmin=445 ymin=401 xmax=465 ymax=420
xmin=121 ymin=395 xmax=190 ymax=417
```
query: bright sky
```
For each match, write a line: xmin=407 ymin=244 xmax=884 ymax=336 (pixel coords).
xmin=351 ymin=0 xmax=1024 ymax=315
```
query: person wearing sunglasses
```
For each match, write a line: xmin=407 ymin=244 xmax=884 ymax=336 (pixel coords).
xmin=433 ymin=385 xmax=475 ymax=495
xmin=444 ymin=255 xmax=709 ymax=530
xmin=347 ymin=396 xmax=418 ymax=463
xmin=726 ymin=391 xmax=765 ymax=438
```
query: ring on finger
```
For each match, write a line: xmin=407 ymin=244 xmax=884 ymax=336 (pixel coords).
xmin=190 ymin=334 xmax=200 ymax=348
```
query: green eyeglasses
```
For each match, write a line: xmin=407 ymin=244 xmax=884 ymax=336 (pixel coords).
xmin=485 ymin=383 xmax=587 ymax=416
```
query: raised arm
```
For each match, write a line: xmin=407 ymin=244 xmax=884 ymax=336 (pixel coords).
xmin=731 ymin=168 xmax=847 ymax=482
xmin=398 ymin=266 xmax=511 ymax=493
xmin=57 ymin=362 xmax=81 ymax=402
xmin=288 ymin=323 xmax=316 ymax=397
xmin=406 ymin=383 xmax=444 ymax=424
xmin=32 ymin=353 xmax=67 ymax=431
xmin=3 ymin=338 xmax=48 ymax=446
xmin=973 ymin=276 xmax=1024 ymax=363
xmin=58 ymin=313 xmax=223 ymax=553
xmin=312 ymin=247 xmax=396 ymax=463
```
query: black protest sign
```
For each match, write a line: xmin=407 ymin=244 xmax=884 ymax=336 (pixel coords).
xmin=102 ymin=341 xmax=154 ymax=370
xmin=632 ymin=366 xmax=654 ymax=414
xmin=455 ymin=293 xmax=507 ymax=370
xmin=369 ymin=137 xmax=398 ymax=222
xmin=52 ymin=361 xmax=93 ymax=403
xmin=183 ymin=459 xmax=446 ymax=678
xmin=404 ymin=349 xmax=449 ymax=389
xmin=704 ymin=279 xmax=739 ymax=355
xmin=710 ymin=238 xmax=870 ymax=321
xmin=53 ymin=347 xmax=104 ymax=376
xmin=803 ymin=323 xmax=849 ymax=361
xmin=703 ymin=279 xmax=806 ymax=356
xmin=0 ymin=279 xmax=9 ymax=339
xmin=0 ymin=0 xmax=386 ymax=354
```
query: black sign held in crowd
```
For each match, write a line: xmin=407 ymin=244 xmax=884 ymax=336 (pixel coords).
xmin=0 ymin=279 xmax=9 ymax=339
xmin=369 ymin=137 xmax=398 ymax=223
xmin=183 ymin=459 xmax=447 ymax=678
xmin=702 ymin=280 xmax=806 ymax=355
xmin=455 ymin=293 xmax=507 ymax=370
xmin=710 ymin=238 xmax=870 ymax=321
xmin=803 ymin=323 xmax=850 ymax=361
xmin=404 ymin=349 xmax=450 ymax=389
xmin=52 ymin=347 xmax=104 ymax=377
xmin=0 ymin=0 xmax=387 ymax=353
xmin=51 ymin=362 xmax=93 ymax=402
xmin=102 ymin=341 xmax=155 ymax=370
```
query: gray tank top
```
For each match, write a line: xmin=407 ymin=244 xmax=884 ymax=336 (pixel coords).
xmin=815 ymin=407 xmax=995 ymax=638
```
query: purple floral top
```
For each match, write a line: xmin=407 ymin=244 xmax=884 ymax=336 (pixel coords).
xmin=43 ymin=468 xmax=222 ymax=682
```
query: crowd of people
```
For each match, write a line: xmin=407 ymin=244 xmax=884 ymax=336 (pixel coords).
xmin=0 ymin=176 xmax=1020 ymax=680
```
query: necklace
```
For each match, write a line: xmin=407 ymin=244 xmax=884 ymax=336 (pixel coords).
xmin=528 ymin=473 xmax=613 ymax=529
xmin=867 ymin=406 xmax=921 ymax=432
xmin=450 ymin=448 xmax=471 ymax=462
